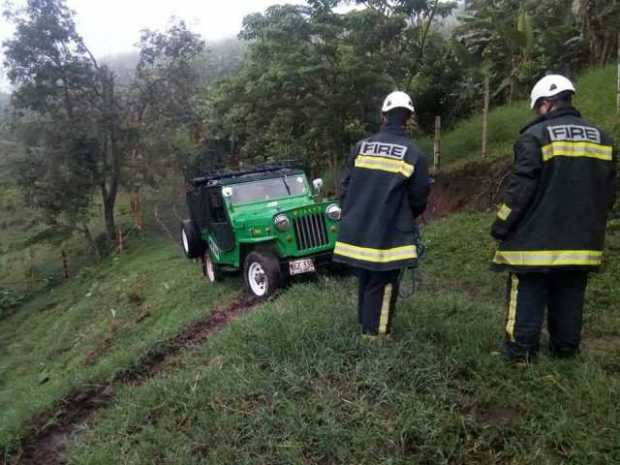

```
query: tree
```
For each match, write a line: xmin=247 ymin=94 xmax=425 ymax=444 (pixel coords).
xmin=128 ymin=20 xmax=206 ymax=189
xmin=206 ymin=0 xmax=457 ymax=186
xmin=572 ymin=0 xmax=620 ymax=66
xmin=3 ymin=0 xmax=127 ymax=244
xmin=453 ymin=0 xmax=619 ymax=107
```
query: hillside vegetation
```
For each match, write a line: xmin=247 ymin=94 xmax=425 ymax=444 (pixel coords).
xmin=1 ymin=65 xmax=619 ymax=463
xmin=419 ymin=65 xmax=620 ymax=167
xmin=2 ymin=210 xmax=618 ymax=463
xmin=68 ymin=214 xmax=619 ymax=465
xmin=0 ymin=237 xmax=237 ymax=451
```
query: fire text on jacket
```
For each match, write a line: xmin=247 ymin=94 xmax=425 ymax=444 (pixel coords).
xmin=547 ymin=125 xmax=601 ymax=144
xmin=360 ymin=142 xmax=408 ymax=160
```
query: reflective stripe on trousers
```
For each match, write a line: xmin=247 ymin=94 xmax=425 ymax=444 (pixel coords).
xmin=356 ymin=268 xmax=400 ymax=335
xmin=503 ymin=271 xmax=588 ymax=361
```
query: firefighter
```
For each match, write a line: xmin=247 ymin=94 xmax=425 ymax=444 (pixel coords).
xmin=491 ymin=74 xmax=617 ymax=362
xmin=334 ymin=91 xmax=431 ymax=338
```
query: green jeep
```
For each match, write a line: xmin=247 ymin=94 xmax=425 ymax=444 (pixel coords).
xmin=180 ymin=164 xmax=341 ymax=298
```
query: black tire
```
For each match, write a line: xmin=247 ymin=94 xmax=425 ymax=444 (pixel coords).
xmin=243 ymin=251 xmax=282 ymax=298
xmin=180 ymin=219 xmax=206 ymax=259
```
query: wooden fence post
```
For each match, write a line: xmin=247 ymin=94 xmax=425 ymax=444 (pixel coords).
xmin=433 ymin=115 xmax=441 ymax=173
xmin=481 ymin=74 xmax=490 ymax=158
xmin=61 ymin=249 xmax=69 ymax=279
xmin=616 ymin=31 xmax=620 ymax=114
xmin=117 ymin=226 xmax=124 ymax=254
xmin=131 ymin=191 xmax=144 ymax=232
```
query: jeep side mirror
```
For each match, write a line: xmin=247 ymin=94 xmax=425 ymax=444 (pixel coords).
xmin=312 ymin=178 xmax=323 ymax=193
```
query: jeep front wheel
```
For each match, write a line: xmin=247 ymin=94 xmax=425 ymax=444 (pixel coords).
xmin=243 ymin=252 xmax=281 ymax=298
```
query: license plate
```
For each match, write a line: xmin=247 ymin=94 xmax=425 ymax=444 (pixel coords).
xmin=289 ymin=258 xmax=316 ymax=276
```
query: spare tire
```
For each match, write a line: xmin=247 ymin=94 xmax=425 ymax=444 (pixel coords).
xmin=180 ymin=219 xmax=206 ymax=259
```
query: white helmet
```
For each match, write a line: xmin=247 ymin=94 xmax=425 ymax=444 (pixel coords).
xmin=382 ymin=91 xmax=415 ymax=113
xmin=529 ymin=74 xmax=575 ymax=109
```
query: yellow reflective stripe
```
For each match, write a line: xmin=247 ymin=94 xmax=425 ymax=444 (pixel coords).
xmin=506 ymin=274 xmax=519 ymax=342
xmin=497 ymin=203 xmax=512 ymax=221
xmin=378 ymin=284 xmax=393 ymax=335
xmin=493 ymin=250 xmax=602 ymax=266
xmin=355 ymin=155 xmax=415 ymax=178
xmin=334 ymin=241 xmax=417 ymax=263
xmin=541 ymin=141 xmax=613 ymax=162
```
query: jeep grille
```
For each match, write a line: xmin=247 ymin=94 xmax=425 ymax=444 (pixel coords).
xmin=294 ymin=213 xmax=328 ymax=250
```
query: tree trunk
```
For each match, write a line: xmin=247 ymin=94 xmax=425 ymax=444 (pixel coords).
xmin=99 ymin=69 xmax=120 ymax=243
xmin=102 ymin=193 xmax=116 ymax=242
xmin=406 ymin=0 xmax=440 ymax=89
xmin=131 ymin=190 xmax=144 ymax=231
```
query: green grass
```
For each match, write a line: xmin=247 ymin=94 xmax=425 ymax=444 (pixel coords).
xmin=418 ymin=65 xmax=620 ymax=167
xmin=67 ymin=213 xmax=620 ymax=465
xmin=2 ymin=65 xmax=618 ymax=464
xmin=0 ymin=236 xmax=237 ymax=451
xmin=0 ymin=141 xmax=148 ymax=300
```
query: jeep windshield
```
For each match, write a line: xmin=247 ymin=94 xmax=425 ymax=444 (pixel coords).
xmin=228 ymin=176 xmax=307 ymax=205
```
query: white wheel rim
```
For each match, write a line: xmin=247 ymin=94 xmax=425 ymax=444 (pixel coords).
xmin=206 ymin=255 xmax=216 ymax=282
xmin=248 ymin=262 xmax=268 ymax=296
xmin=182 ymin=229 xmax=190 ymax=254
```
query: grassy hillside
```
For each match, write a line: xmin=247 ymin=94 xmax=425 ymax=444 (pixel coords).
xmin=1 ymin=65 xmax=618 ymax=464
xmin=0 ymin=237 xmax=237 ymax=451
xmin=67 ymin=213 xmax=620 ymax=465
xmin=418 ymin=65 xmax=620 ymax=167
xmin=3 ymin=213 xmax=617 ymax=463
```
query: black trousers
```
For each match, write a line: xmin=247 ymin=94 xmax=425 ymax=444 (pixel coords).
xmin=504 ymin=271 xmax=588 ymax=360
xmin=355 ymin=268 xmax=400 ymax=335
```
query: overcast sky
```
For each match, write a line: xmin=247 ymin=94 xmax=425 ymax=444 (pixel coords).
xmin=1 ymin=0 xmax=333 ymax=91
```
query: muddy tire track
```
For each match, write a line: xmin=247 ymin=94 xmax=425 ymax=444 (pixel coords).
xmin=3 ymin=293 xmax=260 ymax=465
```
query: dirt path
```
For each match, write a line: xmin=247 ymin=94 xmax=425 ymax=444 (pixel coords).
xmin=429 ymin=159 xmax=511 ymax=217
xmin=4 ymin=293 xmax=260 ymax=465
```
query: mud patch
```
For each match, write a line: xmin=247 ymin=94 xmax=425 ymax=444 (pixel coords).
xmin=6 ymin=385 xmax=115 ymax=465
xmin=4 ymin=293 xmax=261 ymax=465
xmin=428 ymin=159 xmax=511 ymax=218
xmin=117 ymin=294 xmax=258 ymax=383
xmin=583 ymin=335 xmax=620 ymax=354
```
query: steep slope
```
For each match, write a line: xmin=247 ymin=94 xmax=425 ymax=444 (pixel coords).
xmin=0 ymin=237 xmax=239 ymax=453
xmin=419 ymin=65 xmax=619 ymax=167
xmin=424 ymin=65 xmax=619 ymax=217
xmin=1 ymin=65 xmax=618 ymax=464
xmin=67 ymin=213 xmax=620 ymax=465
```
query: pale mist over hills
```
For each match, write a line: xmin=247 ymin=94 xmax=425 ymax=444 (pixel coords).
xmin=2 ymin=36 xmax=247 ymax=96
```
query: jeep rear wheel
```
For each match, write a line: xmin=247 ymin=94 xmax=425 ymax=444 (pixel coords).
xmin=181 ymin=220 xmax=206 ymax=259
xmin=243 ymin=252 xmax=281 ymax=298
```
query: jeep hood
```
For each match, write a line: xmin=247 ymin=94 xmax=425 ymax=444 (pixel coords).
xmin=228 ymin=195 xmax=317 ymax=223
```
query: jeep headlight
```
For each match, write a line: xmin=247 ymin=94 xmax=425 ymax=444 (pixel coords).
xmin=273 ymin=213 xmax=291 ymax=231
xmin=326 ymin=204 xmax=342 ymax=221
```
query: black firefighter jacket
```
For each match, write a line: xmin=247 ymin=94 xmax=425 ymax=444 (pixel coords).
xmin=333 ymin=124 xmax=431 ymax=271
xmin=491 ymin=106 xmax=617 ymax=272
